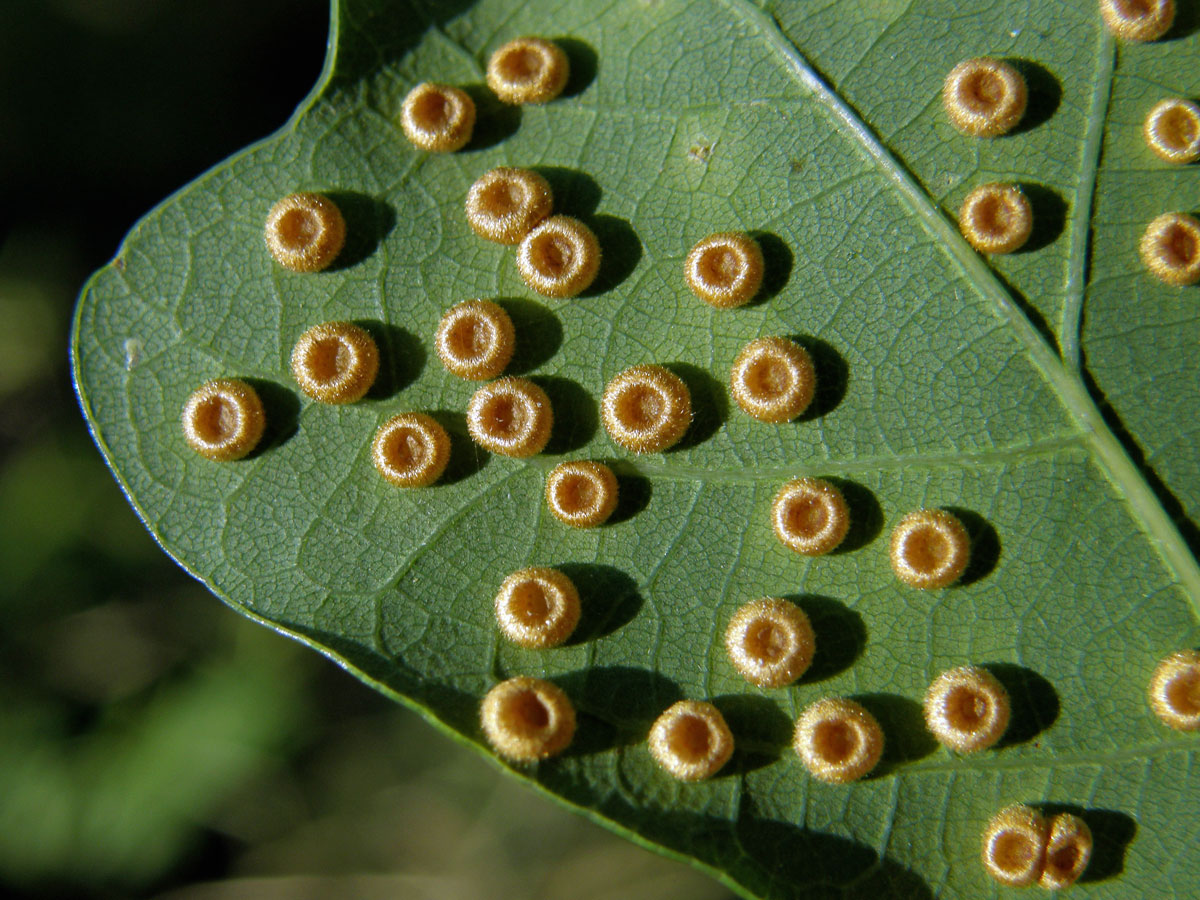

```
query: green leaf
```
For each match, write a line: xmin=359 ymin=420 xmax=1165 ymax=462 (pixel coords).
xmin=72 ymin=0 xmax=1200 ymax=896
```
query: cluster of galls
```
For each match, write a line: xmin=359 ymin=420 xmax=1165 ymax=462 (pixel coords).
xmin=174 ymin=6 xmax=1200 ymax=891
xmin=945 ymin=2 xmax=1200 ymax=286
xmin=478 ymin=565 xmax=1013 ymax=787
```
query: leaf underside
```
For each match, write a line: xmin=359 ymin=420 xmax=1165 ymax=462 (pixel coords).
xmin=72 ymin=1 xmax=1200 ymax=897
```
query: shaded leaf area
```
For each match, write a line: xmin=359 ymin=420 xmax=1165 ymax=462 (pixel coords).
xmin=73 ymin=0 xmax=1200 ymax=897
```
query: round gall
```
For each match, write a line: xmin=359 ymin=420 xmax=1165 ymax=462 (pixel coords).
xmin=290 ymin=321 xmax=379 ymax=404
xmin=959 ymin=183 xmax=1033 ymax=254
xmin=648 ymin=700 xmax=734 ymax=781
xmin=466 ymin=376 xmax=553 ymax=457
xmin=725 ymin=598 xmax=815 ymax=688
xmin=601 ymin=364 xmax=692 ymax=453
xmin=372 ymin=413 xmax=451 ymax=487
xmin=1100 ymin=0 xmax=1175 ymax=41
xmin=1140 ymin=212 xmax=1200 ymax=286
xmin=1144 ymin=98 xmax=1200 ymax=164
xmin=516 ymin=216 xmax=601 ymax=298
xmin=980 ymin=804 xmax=1048 ymax=887
xmin=487 ymin=37 xmax=570 ymax=105
xmin=465 ymin=167 xmax=554 ymax=244
xmin=770 ymin=477 xmax=850 ymax=556
xmin=1040 ymin=813 xmax=1093 ymax=890
xmin=1148 ymin=649 xmax=1200 ymax=730
xmin=923 ymin=665 xmax=1010 ymax=752
xmin=890 ymin=509 xmax=971 ymax=589
xmin=685 ymin=232 xmax=764 ymax=308
xmin=793 ymin=698 xmax=884 ymax=783
xmin=545 ymin=460 xmax=619 ymax=528
xmin=943 ymin=58 xmax=1027 ymax=137
xmin=494 ymin=567 xmax=581 ymax=648
xmin=400 ymin=82 xmax=475 ymax=152
xmin=264 ymin=193 xmax=346 ymax=273
xmin=730 ymin=336 xmax=815 ymax=423
xmin=435 ymin=300 xmax=515 ymax=380
xmin=181 ymin=379 xmax=266 ymax=461
xmin=480 ymin=676 xmax=575 ymax=762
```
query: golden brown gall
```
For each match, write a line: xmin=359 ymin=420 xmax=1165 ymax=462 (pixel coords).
xmin=465 ymin=167 xmax=554 ymax=244
xmin=480 ymin=676 xmax=575 ymax=762
xmin=372 ymin=413 xmax=451 ymax=487
xmin=466 ymin=376 xmax=553 ymax=457
xmin=1040 ymin=814 xmax=1093 ymax=890
xmin=435 ymin=300 xmax=516 ymax=380
xmin=685 ymin=232 xmax=764 ymax=308
xmin=648 ymin=700 xmax=734 ymax=781
xmin=1144 ymin=98 xmax=1200 ymax=164
xmin=545 ymin=460 xmax=619 ymax=528
xmin=725 ymin=598 xmax=815 ymax=688
xmin=923 ymin=665 xmax=1010 ymax=752
xmin=1140 ymin=212 xmax=1200 ymax=286
xmin=730 ymin=337 xmax=815 ymax=423
xmin=401 ymin=82 xmax=475 ymax=152
xmin=793 ymin=698 xmax=884 ymax=783
xmin=980 ymin=804 xmax=1048 ymax=887
xmin=959 ymin=183 xmax=1033 ymax=254
xmin=516 ymin=216 xmax=601 ymax=298
xmin=264 ymin=193 xmax=346 ymax=273
xmin=601 ymin=365 xmax=691 ymax=453
xmin=943 ymin=58 xmax=1027 ymax=137
xmin=1148 ymin=649 xmax=1200 ymax=730
xmin=494 ymin=567 xmax=581 ymax=649
xmin=770 ymin=477 xmax=850 ymax=556
xmin=889 ymin=509 xmax=971 ymax=588
xmin=487 ymin=37 xmax=570 ymax=105
xmin=290 ymin=321 xmax=379 ymax=404
xmin=1100 ymin=0 xmax=1175 ymax=41
xmin=182 ymin=379 xmax=266 ymax=461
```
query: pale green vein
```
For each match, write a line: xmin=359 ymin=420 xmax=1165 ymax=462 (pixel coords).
xmin=737 ymin=0 xmax=1200 ymax=613
xmin=613 ymin=434 xmax=1085 ymax=484
xmin=900 ymin=736 xmax=1197 ymax=777
xmin=1062 ymin=29 xmax=1116 ymax=372
xmin=725 ymin=735 xmax=1196 ymax=775
xmin=520 ymin=434 xmax=1085 ymax=483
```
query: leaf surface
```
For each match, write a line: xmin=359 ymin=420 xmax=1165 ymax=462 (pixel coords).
xmin=73 ymin=1 xmax=1200 ymax=896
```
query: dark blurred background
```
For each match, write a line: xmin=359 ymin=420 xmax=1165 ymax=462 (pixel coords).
xmin=0 ymin=2 xmax=730 ymax=897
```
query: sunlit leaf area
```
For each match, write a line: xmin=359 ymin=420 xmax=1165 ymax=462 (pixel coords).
xmin=9 ymin=0 xmax=1199 ymax=895
xmin=2 ymin=3 xmax=726 ymax=898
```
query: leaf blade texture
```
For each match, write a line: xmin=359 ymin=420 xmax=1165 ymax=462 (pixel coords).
xmin=73 ymin=0 xmax=1200 ymax=896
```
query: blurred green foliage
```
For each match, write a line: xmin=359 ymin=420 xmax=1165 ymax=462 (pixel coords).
xmin=0 ymin=2 xmax=731 ymax=896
